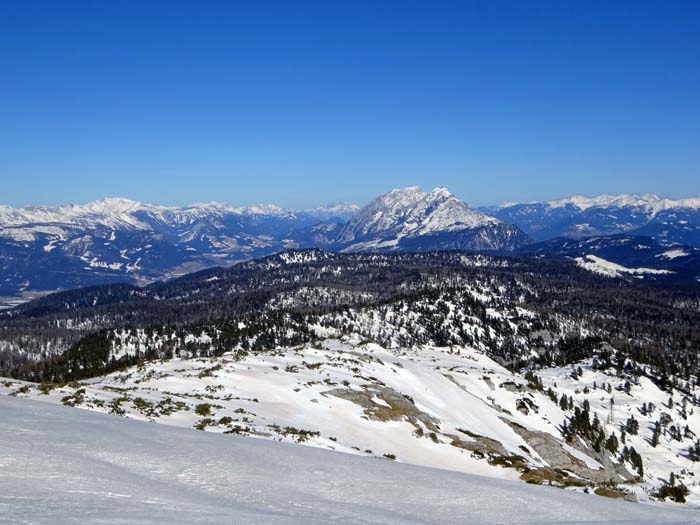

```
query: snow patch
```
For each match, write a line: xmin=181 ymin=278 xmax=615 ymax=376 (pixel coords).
xmin=575 ymin=255 xmax=672 ymax=278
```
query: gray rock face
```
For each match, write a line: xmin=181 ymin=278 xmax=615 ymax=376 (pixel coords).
xmin=508 ymin=421 xmax=635 ymax=485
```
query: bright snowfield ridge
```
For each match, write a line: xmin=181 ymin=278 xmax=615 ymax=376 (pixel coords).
xmin=2 ymin=396 xmax=699 ymax=525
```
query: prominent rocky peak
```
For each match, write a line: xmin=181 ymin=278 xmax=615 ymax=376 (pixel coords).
xmin=337 ymin=186 xmax=499 ymax=245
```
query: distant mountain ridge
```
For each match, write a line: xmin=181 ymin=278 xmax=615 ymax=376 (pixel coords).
xmin=0 ymin=187 xmax=534 ymax=297
xmin=0 ymin=198 xmax=361 ymax=234
xmin=3 ymin=188 xmax=700 ymax=299
xmin=0 ymin=198 xmax=360 ymax=296
xmin=483 ymin=193 xmax=700 ymax=245
xmin=519 ymin=234 xmax=700 ymax=286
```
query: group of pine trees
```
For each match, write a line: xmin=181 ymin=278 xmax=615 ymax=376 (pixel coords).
xmin=560 ymin=399 xmax=644 ymax=477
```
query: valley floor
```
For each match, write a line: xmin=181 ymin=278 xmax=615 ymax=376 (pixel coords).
xmin=1 ymin=395 xmax=698 ymax=524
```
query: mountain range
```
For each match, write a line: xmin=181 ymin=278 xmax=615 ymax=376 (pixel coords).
xmin=483 ymin=193 xmax=700 ymax=245
xmin=2 ymin=187 xmax=700 ymax=298
xmin=0 ymin=198 xmax=357 ymax=296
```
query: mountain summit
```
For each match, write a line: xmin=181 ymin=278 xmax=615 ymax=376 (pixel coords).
xmin=337 ymin=186 xmax=529 ymax=252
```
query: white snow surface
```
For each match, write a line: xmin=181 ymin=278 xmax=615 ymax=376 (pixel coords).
xmin=3 ymin=336 xmax=700 ymax=505
xmin=1 ymin=395 xmax=698 ymax=524
xmin=658 ymin=249 xmax=691 ymax=260
xmin=575 ymin=255 xmax=673 ymax=278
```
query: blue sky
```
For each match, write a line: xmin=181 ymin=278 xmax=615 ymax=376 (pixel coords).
xmin=1 ymin=1 xmax=698 ymax=209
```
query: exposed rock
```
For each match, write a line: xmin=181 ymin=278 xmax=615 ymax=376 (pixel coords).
xmin=322 ymin=385 xmax=440 ymax=433
xmin=506 ymin=420 xmax=635 ymax=485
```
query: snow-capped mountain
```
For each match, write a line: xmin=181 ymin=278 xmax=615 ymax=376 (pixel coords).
xmin=0 ymin=189 xmax=528 ymax=298
xmin=5 ymin=189 xmax=700 ymax=299
xmin=337 ymin=186 xmax=529 ymax=252
xmin=485 ymin=193 xmax=700 ymax=245
xmin=0 ymin=198 xmax=359 ymax=297
xmin=0 ymin=197 xmax=357 ymax=237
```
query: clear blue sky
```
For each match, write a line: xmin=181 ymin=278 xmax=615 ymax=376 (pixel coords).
xmin=1 ymin=1 xmax=698 ymax=209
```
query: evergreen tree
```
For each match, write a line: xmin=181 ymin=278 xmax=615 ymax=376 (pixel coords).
xmin=651 ymin=421 xmax=662 ymax=448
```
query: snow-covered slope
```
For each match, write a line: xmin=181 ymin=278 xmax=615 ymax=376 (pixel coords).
xmin=487 ymin=193 xmax=700 ymax=246
xmin=4 ymin=334 xmax=699 ymax=506
xmin=3 ymin=395 xmax=698 ymax=524
xmin=3 ymin=249 xmax=700 ymax=511
xmin=575 ymin=255 xmax=673 ymax=278
xmin=519 ymin=235 xmax=700 ymax=285
xmin=337 ymin=187 xmax=529 ymax=252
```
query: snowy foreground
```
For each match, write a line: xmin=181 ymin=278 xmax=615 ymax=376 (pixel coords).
xmin=1 ymin=396 xmax=699 ymax=524
xmin=4 ymin=338 xmax=700 ymax=504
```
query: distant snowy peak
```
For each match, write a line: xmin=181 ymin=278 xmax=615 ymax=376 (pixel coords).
xmin=0 ymin=198 xmax=358 ymax=229
xmin=547 ymin=193 xmax=700 ymax=214
xmin=0 ymin=198 xmax=161 ymax=232
xmin=338 ymin=186 xmax=497 ymax=242
xmin=488 ymin=192 xmax=700 ymax=246
xmin=238 ymin=203 xmax=291 ymax=216
xmin=337 ymin=186 xmax=527 ymax=252
xmin=303 ymin=202 xmax=361 ymax=218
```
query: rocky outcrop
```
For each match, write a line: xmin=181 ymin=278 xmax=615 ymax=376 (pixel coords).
xmin=507 ymin=421 xmax=635 ymax=485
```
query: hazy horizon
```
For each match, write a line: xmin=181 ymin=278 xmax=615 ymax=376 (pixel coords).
xmin=2 ymin=186 xmax=700 ymax=212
